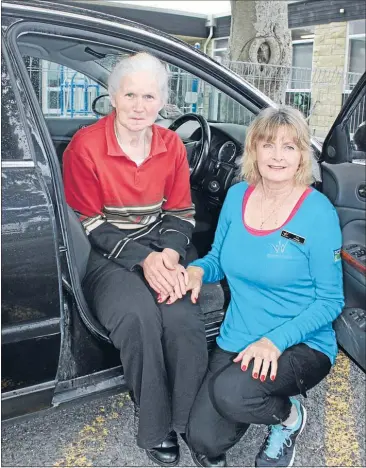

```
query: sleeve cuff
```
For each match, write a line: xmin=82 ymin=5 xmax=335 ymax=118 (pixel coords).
xmin=117 ymin=244 xmax=154 ymax=271
xmin=154 ymin=231 xmax=189 ymax=259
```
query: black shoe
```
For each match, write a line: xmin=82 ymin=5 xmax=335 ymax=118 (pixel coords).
xmin=180 ymin=433 xmax=227 ymax=467
xmin=191 ymin=452 xmax=227 ymax=467
xmin=146 ymin=431 xmax=180 ymax=467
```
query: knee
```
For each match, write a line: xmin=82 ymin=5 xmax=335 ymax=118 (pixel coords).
xmin=107 ymin=302 xmax=161 ymax=348
xmin=210 ymin=374 xmax=244 ymax=422
xmin=163 ymin=297 xmax=204 ymax=335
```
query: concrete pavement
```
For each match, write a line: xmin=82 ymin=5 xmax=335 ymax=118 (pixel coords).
xmin=1 ymin=351 xmax=365 ymax=467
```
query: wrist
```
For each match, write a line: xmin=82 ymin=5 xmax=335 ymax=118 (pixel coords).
xmin=261 ymin=337 xmax=281 ymax=353
xmin=139 ymin=251 xmax=154 ymax=266
xmin=187 ymin=266 xmax=204 ymax=279
xmin=163 ymin=248 xmax=180 ymax=264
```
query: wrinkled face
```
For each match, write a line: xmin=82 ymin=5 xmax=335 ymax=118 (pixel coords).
xmin=111 ymin=71 xmax=163 ymax=132
xmin=256 ymin=126 xmax=302 ymax=184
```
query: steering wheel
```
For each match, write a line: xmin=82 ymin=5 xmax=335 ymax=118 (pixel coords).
xmin=168 ymin=113 xmax=211 ymax=180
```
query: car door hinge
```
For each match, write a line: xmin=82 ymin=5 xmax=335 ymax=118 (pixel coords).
xmin=62 ymin=275 xmax=73 ymax=294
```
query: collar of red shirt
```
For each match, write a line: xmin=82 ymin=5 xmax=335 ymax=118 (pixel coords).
xmin=105 ymin=112 xmax=168 ymax=158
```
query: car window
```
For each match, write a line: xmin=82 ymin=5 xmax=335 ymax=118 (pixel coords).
xmin=96 ymin=55 xmax=256 ymax=126
xmin=2 ymin=51 xmax=32 ymax=160
xmin=23 ymin=53 xmax=256 ymax=126
xmin=23 ymin=56 xmax=105 ymax=119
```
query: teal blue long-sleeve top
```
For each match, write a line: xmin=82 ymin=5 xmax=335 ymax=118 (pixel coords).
xmin=190 ymin=182 xmax=344 ymax=364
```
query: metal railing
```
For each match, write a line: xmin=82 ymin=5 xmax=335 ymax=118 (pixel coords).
xmin=25 ymin=58 xmax=364 ymax=135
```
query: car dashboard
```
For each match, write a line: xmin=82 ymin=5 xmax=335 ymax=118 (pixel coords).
xmin=156 ymin=117 xmax=246 ymax=204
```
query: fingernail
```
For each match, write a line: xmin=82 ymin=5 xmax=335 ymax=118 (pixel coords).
xmin=167 ymin=299 xmax=172 ymax=305
xmin=241 ymin=365 xmax=247 ymax=371
xmin=253 ymin=373 xmax=258 ymax=379
xmin=260 ymin=375 xmax=265 ymax=382
xmin=270 ymin=375 xmax=275 ymax=381
xmin=157 ymin=294 xmax=161 ymax=301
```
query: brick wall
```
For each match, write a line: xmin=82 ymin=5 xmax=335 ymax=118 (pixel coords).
xmin=309 ymin=22 xmax=347 ymax=138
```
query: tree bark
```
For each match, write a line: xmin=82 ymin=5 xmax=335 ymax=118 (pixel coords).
xmin=228 ymin=0 xmax=292 ymax=103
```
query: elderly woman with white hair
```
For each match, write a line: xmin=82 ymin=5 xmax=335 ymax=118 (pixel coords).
xmin=163 ymin=106 xmax=344 ymax=467
xmin=63 ymin=52 xmax=208 ymax=467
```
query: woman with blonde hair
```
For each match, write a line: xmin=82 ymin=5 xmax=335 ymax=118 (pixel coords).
xmin=164 ymin=106 xmax=344 ymax=467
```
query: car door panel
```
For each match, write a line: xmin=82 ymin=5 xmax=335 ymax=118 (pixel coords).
xmin=320 ymin=75 xmax=366 ymax=371
xmin=1 ymin=36 xmax=62 ymax=418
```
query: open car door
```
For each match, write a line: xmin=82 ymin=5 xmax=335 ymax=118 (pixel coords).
xmin=321 ymin=72 xmax=366 ymax=371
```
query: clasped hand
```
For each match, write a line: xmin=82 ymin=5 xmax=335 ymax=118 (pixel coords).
xmin=142 ymin=248 xmax=188 ymax=299
xmin=158 ymin=265 xmax=203 ymax=304
xmin=233 ymin=338 xmax=281 ymax=381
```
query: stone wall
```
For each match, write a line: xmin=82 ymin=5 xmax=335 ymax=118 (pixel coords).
xmin=309 ymin=22 xmax=347 ymax=138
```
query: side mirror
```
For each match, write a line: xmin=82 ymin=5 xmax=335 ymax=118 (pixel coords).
xmin=322 ymin=124 xmax=351 ymax=163
xmin=92 ymin=94 xmax=114 ymax=116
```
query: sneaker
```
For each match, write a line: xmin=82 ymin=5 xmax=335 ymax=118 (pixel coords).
xmin=255 ymin=398 xmax=307 ymax=468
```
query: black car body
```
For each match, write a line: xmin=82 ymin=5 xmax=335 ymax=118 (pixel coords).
xmin=1 ymin=0 xmax=366 ymax=422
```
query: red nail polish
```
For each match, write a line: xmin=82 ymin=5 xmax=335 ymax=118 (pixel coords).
xmin=253 ymin=373 xmax=258 ymax=379
xmin=260 ymin=375 xmax=265 ymax=382
xmin=270 ymin=375 xmax=275 ymax=381
xmin=241 ymin=365 xmax=247 ymax=371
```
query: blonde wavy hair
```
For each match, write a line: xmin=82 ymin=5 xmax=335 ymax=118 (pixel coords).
xmin=241 ymin=106 xmax=313 ymax=186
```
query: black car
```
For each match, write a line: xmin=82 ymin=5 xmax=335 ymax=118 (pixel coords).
xmin=2 ymin=0 xmax=365 ymax=422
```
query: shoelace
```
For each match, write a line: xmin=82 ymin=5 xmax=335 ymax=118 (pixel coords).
xmin=264 ymin=425 xmax=293 ymax=459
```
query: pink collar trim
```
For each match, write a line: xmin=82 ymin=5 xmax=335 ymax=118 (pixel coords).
xmin=242 ymin=185 xmax=312 ymax=236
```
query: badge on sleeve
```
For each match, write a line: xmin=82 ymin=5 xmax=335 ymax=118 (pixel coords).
xmin=281 ymin=230 xmax=306 ymax=245
xmin=334 ymin=248 xmax=341 ymax=262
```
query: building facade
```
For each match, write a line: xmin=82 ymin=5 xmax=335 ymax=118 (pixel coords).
xmin=30 ymin=0 xmax=365 ymax=137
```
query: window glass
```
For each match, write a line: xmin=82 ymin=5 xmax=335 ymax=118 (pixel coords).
xmin=349 ymin=19 xmax=366 ymax=36
xmin=24 ymin=52 xmax=255 ymax=126
xmin=290 ymin=42 xmax=313 ymax=90
xmin=98 ymin=54 xmax=256 ymax=126
xmin=23 ymin=57 xmax=106 ymax=119
xmin=212 ymin=38 xmax=229 ymax=64
xmin=1 ymin=54 xmax=32 ymax=160
xmin=213 ymin=50 xmax=228 ymax=64
xmin=213 ymin=38 xmax=229 ymax=50
xmin=349 ymin=38 xmax=366 ymax=75
xmin=346 ymin=89 xmax=366 ymax=164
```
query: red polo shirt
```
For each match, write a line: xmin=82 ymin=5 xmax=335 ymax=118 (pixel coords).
xmin=63 ymin=112 xmax=195 ymax=268
xmin=64 ymin=112 xmax=194 ymax=229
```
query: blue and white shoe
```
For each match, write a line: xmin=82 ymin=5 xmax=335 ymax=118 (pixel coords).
xmin=255 ymin=398 xmax=307 ymax=467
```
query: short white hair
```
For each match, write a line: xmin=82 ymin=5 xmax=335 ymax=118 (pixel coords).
xmin=108 ymin=52 xmax=169 ymax=105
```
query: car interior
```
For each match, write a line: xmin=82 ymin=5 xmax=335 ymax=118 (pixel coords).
xmin=15 ymin=26 xmax=366 ymax=371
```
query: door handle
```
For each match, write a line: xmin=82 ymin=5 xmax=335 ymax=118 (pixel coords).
xmin=358 ymin=185 xmax=366 ymax=199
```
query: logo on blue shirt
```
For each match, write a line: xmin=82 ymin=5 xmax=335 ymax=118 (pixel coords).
xmin=267 ymin=240 xmax=292 ymax=259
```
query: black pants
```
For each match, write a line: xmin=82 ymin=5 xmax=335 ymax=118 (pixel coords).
xmin=187 ymin=343 xmax=331 ymax=458
xmin=83 ymin=249 xmax=208 ymax=449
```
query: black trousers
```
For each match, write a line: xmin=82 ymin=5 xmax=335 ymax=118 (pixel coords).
xmin=83 ymin=249 xmax=208 ymax=449
xmin=187 ymin=343 xmax=331 ymax=458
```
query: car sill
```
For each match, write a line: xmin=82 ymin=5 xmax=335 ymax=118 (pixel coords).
xmin=1 ymin=160 xmax=35 ymax=168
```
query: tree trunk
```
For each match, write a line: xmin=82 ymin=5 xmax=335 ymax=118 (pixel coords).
xmin=229 ymin=0 xmax=292 ymax=104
